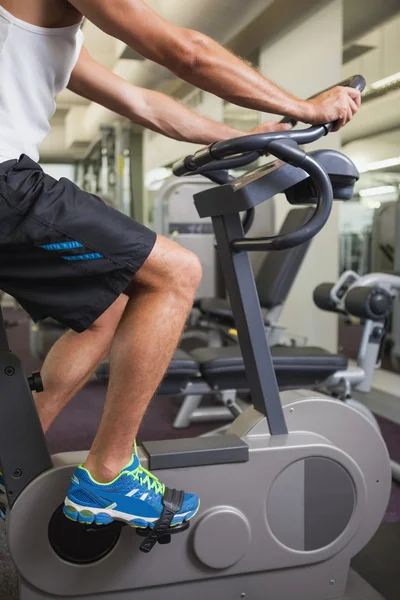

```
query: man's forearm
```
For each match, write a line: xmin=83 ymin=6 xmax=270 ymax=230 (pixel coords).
xmin=175 ymin=34 xmax=311 ymax=122
xmin=68 ymin=53 xmax=244 ymax=145
xmin=126 ymin=89 xmax=242 ymax=144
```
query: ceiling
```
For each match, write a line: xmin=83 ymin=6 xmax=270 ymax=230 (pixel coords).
xmin=342 ymin=10 xmax=400 ymax=180
xmin=41 ymin=0 xmax=400 ymax=162
xmin=343 ymin=0 xmax=400 ymax=44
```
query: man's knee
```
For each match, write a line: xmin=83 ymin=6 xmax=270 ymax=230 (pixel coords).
xmin=176 ymin=247 xmax=203 ymax=298
xmin=133 ymin=235 xmax=202 ymax=300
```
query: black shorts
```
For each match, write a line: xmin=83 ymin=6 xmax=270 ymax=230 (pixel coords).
xmin=0 ymin=155 xmax=157 ymax=333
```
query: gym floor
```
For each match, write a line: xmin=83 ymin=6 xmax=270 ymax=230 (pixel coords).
xmin=1 ymin=310 xmax=400 ymax=600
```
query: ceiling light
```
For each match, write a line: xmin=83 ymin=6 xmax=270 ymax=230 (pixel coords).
xmin=359 ymin=186 xmax=397 ymax=197
xmin=361 ymin=199 xmax=382 ymax=210
xmin=359 ymin=157 xmax=400 ymax=173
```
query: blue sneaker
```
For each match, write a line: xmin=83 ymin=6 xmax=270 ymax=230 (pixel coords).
xmin=64 ymin=454 xmax=199 ymax=528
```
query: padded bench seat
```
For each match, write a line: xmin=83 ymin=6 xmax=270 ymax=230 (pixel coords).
xmin=190 ymin=345 xmax=348 ymax=391
xmin=158 ymin=349 xmax=200 ymax=395
xmin=198 ymin=297 xmax=270 ymax=326
xmin=96 ymin=349 xmax=200 ymax=394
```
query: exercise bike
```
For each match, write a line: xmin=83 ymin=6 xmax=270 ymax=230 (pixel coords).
xmin=0 ymin=75 xmax=391 ymax=600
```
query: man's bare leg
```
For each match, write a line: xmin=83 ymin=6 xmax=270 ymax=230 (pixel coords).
xmin=33 ymin=294 xmax=128 ymax=433
xmin=83 ymin=236 xmax=202 ymax=483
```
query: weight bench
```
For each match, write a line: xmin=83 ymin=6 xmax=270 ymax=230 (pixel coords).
xmin=166 ymin=345 xmax=347 ymax=429
xmin=157 ymin=349 xmax=201 ymax=394
xmin=171 ymin=274 xmax=396 ymax=430
xmin=194 ymin=345 xmax=347 ymax=390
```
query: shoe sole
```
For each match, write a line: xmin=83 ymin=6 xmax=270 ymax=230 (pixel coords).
xmin=63 ymin=498 xmax=200 ymax=528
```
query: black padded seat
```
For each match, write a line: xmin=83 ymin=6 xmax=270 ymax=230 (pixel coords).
xmin=191 ymin=345 xmax=348 ymax=391
xmin=168 ymin=349 xmax=199 ymax=374
xmin=158 ymin=349 xmax=200 ymax=395
xmin=96 ymin=349 xmax=199 ymax=393
xmin=199 ymin=297 xmax=270 ymax=326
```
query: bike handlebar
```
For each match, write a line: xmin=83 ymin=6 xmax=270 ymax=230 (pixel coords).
xmin=232 ymin=147 xmax=333 ymax=251
xmin=173 ymin=75 xmax=366 ymax=177
xmin=172 ymin=75 xmax=365 ymax=252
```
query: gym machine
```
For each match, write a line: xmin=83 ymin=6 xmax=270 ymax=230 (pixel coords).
xmin=153 ymin=176 xmax=221 ymax=298
xmin=315 ymin=270 xmax=396 ymax=396
xmin=75 ymin=123 xmax=134 ymax=216
xmin=0 ymin=75 xmax=391 ymax=600
xmin=314 ymin=269 xmax=400 ymax=481
xmin=386 ymin=198 xmax=400 ymax=371
xmin=173 ymin=267 xmax=399 ymax=433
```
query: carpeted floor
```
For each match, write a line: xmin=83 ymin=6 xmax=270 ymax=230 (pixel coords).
xmin=1 ymin=312 xmax=400 ymax=599
xmin=352 ymin=522 xmax=400 ymax=600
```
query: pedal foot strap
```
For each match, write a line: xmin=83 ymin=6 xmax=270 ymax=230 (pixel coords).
xmin=139 ymin=487 xmax=184 ymax=553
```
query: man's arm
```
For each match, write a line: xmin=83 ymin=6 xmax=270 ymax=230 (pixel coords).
xmin=68 ymin=48 xmax=292 ymax=145
xmin=69 ymin=0 xmax=361 ymax=129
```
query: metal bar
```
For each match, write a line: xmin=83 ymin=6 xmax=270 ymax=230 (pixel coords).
xmin=212 ymin=213 xmax=288 ymax=435
xmin=0 ymin=351 xmax=52 ymax=506
xmin=356 ymin=320 xmax=384 ymax=393
xmin=211 ymin=125 xmax=327 ymax=160
xmin=173 ymin=395 xmax=203 ymax=429
xmin=191 ymin=407 xmax=234 ymax=423
xmin=232 ymin=152 xmax=333 ymax=252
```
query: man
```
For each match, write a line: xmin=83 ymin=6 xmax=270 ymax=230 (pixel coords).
xmin=0 ymin=0 xmax=361 ymax=528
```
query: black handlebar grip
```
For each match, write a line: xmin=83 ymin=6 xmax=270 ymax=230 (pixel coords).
xmin=343 ymin=74 xmax=366 ymax=92
xmin=173 ymin=156 xmax=197 ymax=177
xmin=345 ymin=287 xmax=393 ymax=321
xmin=313 ymin=283 xmax=340 ymax=313
xmin=173 ymin=144 xmax=220 ymax=176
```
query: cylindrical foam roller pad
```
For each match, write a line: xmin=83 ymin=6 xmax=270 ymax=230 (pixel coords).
xmin=345 ymin=286 xmax=392 ymax=321
xmin=313 ymin=283 xmax=338 ymax=313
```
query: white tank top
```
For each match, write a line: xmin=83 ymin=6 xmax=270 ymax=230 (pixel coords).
xmin=0 ymin=5 xmax=84 ymax=163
